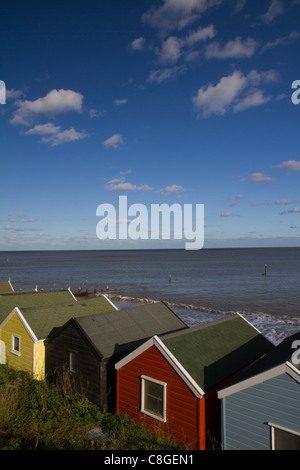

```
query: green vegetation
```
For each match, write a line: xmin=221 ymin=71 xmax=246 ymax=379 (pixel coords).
xmin=0 ymin=365 xmax=183 ymax=450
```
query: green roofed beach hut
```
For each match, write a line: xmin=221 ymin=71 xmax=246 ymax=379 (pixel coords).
xmin=115 ymin=313 xmax=274 ymax=450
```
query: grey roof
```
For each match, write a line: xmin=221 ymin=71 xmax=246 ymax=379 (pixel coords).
xmin=73 ymin=301 xmax=187 ymax=358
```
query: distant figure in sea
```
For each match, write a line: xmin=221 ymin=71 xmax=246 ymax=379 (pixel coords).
xmin=169 ymin=274 xmax=172 ymax=285
xmin=264 ymin=264 xmax=267 ymax=276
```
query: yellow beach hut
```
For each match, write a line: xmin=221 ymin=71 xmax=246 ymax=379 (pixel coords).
xmin=0 ymin=289 xmax=78 ymax=371
xmin=0 ymin=295 xmax=117 ymax=380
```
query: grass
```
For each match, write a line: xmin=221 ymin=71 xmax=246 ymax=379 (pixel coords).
xmin=0 ymin=365 xmax=184 ymax=450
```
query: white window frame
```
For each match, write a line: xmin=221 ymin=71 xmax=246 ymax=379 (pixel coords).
xmin=140 ymin=375 xmax=167 ymax=422
xmin=269 ymin=422 xmax=300 ymax=450
xmin=11 ymin=334 xmax=21 ymax=356
xmin=69 ymin=351 xmax=77 ymax=373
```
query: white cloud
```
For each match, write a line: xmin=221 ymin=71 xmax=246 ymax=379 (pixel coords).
xmin=220 ymin=212 xmax=239 ymax=217
xmin=233 ymin=89 xmax=270 ymax=112
xmin=280 ymin=208 xmax=300 ymax=215
xmin=267 ymin=199 xmax=298 ymax=205
xmin=261 ymin=31 xmax=300 ymax=53
xmin=89 ymin=108 xmax=105 ymax=118
xmin=185 ymin=24 xmax=216 ymax=45
xmin=25 ymin=122 xmax=87 ymax=146
xmin=250 ymin=172 xmax=276 ymax=182
xmin=148 ymin=65 xmax=187 ymax=83
xmin=10 ymin=89 xmax=84 ymax=126
xmin=261 ymin=0 xmax=284 ymax=23
xmin=157 ymin=36 xmax=183 ymax=63
xmin=192 ymin=70 xmax=247 ymax=117
xmin=156 ymin=25 xmax=216 ymax=64
xmin=159 ymin=184 xmax=186 ymax=195
xmin=247 ymin=69 xmax=279 ymax=85
xmin=141 ymin=0 xmax=222 ymax=32
xmin=273 ymin=160 xmax=300 ymax=171
xmin=130 ymin=37 xmax=146 ymax=51
xmin=25 ymin=123 xmax=61 ymax=135
xmin=106 ymin=177 xmax=153 ymax=191
xmin=206 ymin=37 xmax=258 ymax=59
xmin=113 ymin=99 xmax=128 ymax=105
xmin=6 ymin=88 xmax=26 ymax=100
xmin=233 ymin=0 xmax=246 ymax=13
xmin=103 ymin=134 xmax=124 ymax=149
xmin=192 ymin=69 xmax=277 ymax=117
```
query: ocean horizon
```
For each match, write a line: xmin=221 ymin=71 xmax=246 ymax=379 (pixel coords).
xmin=1 ymin=247 xmax=299 ymax=345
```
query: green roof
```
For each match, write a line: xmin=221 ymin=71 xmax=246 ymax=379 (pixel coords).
xmin=230 ymin=330 xmax=300 ymax=384
xmin=73 ymin=302 xmax=187 ymax=359
xmin=160 ymin=314 xmax=273 ymax=391
xmin=0 ymin=281 xmax=14 ymax=294
xmin=15 ymin=295 xmax=117 ymax=340
xmin=0 ymin=290 xmax=76 ymax=324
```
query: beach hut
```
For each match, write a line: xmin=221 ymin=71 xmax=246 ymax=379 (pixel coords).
xmin=46 ymin=302 xmax=187 ymax=410
xmin=115 ymin=314 xmax=274 ymax=450
xmin=0 ymin=295 xmax=117 ymax=379
xmin=218 ymin=331 xmax=300 ymax=450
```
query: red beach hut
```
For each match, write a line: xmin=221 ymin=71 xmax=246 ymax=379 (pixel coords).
xmin=115 ymin=314 xmax=273 ymax=450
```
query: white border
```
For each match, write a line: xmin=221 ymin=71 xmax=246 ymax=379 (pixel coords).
xmin=103 ymin=294 xmax=119 ymax=310
xmin=140 ymin=375 xmax=167 ymax=422
xmin=11 ymin=333 xmax=21 ymax=356
xmin=269 ymin=422 xmax=300 ymax=450
xmin=115 ymin=335 xmax=204 ymax=398
xmin=218 ymin=362 xmax=300 ymax=398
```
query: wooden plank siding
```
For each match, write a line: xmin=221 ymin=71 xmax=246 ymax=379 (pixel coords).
xmin=46 ymin=321 xmax=103 ymax=407
xmin=116 ymin=344 xmax=203 ymax=450
xmin=222 ymin=372 xmax=300 ymax=450
xmin=1 ymin=311 xmax=33 ymax=374
xmin=34 ymin=340 xmax=46 ymax=380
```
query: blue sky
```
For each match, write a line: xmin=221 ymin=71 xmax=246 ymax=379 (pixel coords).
xmin=1 ymin=0 xmax=300 ymax=250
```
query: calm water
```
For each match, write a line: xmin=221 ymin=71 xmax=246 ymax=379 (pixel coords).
xmin=1 ymin=248 xmax=299 ymax=344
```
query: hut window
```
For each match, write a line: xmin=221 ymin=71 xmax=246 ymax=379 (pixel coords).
xmin=12 ymin=334 xmax=21 ymax=355
xmin=69 ymin=351 xmax=77 ymax=372
xmin=269 ymin=423 xmax=300 ymax=450
xmin=140 ymin=375 xmax=166 ymax=422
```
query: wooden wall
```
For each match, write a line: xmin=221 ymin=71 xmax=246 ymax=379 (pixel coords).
xmin=221 ymin=372 xmax=300 ymax=450
xmin=1 ymin=311 xmax=34 ymax=375
xmin=116 ymin=344 xmax=203 ymax=450
xmin=46 ymin=321 xmax=103 ymax=407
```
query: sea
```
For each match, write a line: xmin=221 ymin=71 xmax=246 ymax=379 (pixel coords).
xmin=1 ymin=247 xmax=299 ymax=345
